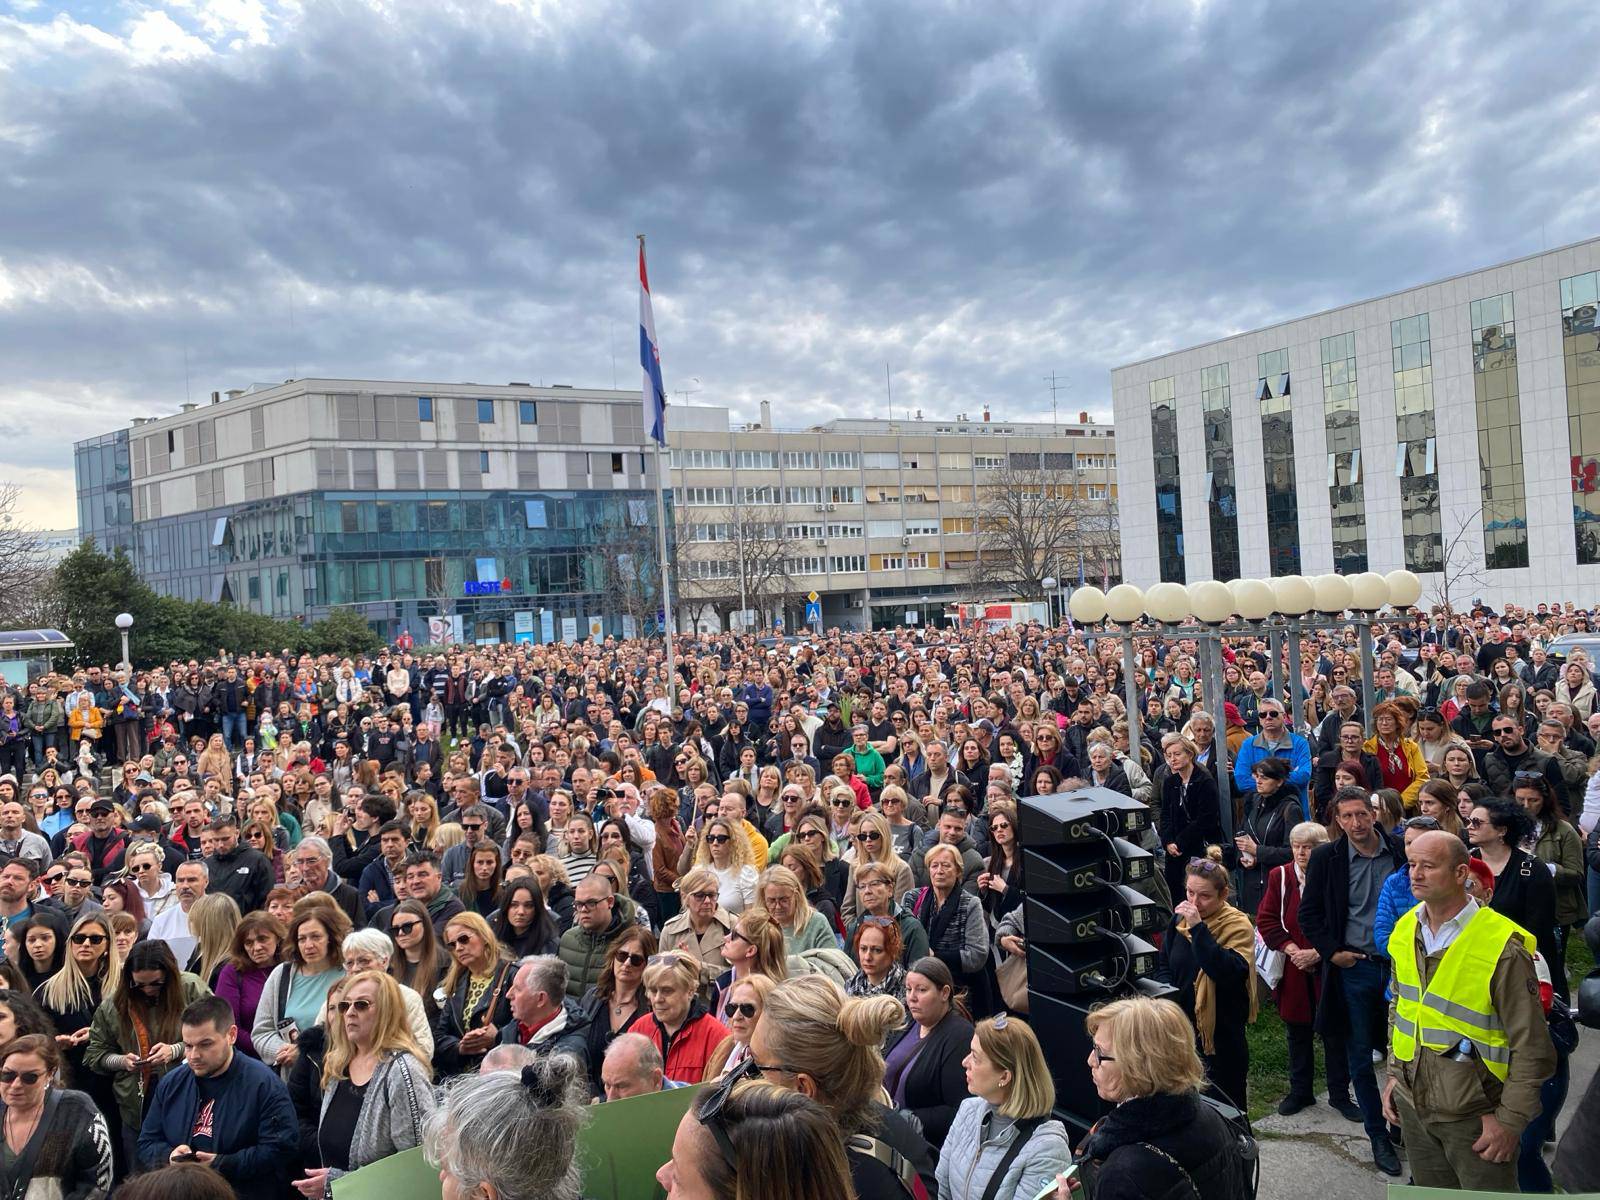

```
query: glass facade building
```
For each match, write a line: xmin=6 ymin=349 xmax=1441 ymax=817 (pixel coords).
xmin=1472 ymin=294 xmax=1529 ymax=569
xmin=1563 ymin=270 xmax=1600 ymax=564
xmin=1391 ymin=314 xmax=1444 ymax=573
xmin=1257 ymin=349 xmax=1299 ymax=576
xmin=1150 ymin=377 xmax=1185 ymax=582
xmin=1320 ymin=332 xmax=1368 ymax=573
xmin=1201 ymin=364 xmax=1240 ymax=579
xmin=72 ymin=431 xmax=134 ymax=556
xmin=128 ymin=488 xmax=665 ymax=642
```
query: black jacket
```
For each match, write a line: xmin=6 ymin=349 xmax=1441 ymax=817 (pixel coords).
xmin=1158 ymin=770 xmax=1223 ymax=861
xmin=885 ymin=1010 xmax=972 ymax=1146
xmin=1484 ymin=846 xmax=1559 ymax=970
xmin=204 ymin=844 xmax=275 ymax=914
xmin=496 ymin=996 xmax=592 ymax=1063
xmin=432 ymin=957 xmax=518 ymax=1075
xmin=1295 ymin=830 xmax=1406 ymax=1036
xmin=1229 ymin=791 xmax=1302 ymax=918
xmin=1077 ymin=1091 xmax=1246 ymax=1200
xmin=1312 ymin=749 xmax=1382 ymax=819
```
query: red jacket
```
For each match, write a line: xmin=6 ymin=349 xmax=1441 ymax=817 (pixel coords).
xmin=1257 ymin=862 xmax=1322 ymax=1025
xmin=627 ymin=1007 xmax=730 ymax=1084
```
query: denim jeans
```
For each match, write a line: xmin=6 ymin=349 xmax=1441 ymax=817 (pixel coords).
xmin=1517 ymin=1051 xmax=1570 ymax=1193
xmin=221 ymin=711 xmax=248 ymax=751
xmin=1339 ymin=957 xmax=1390 ymax=1141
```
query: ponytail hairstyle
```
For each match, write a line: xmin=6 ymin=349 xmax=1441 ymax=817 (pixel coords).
xmin=756 ymin=975 xmax=905 ymax=1136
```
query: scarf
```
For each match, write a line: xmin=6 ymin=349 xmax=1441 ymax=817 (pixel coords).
xmin=1178 ymin=901 xmax=1257 ymax=1054
xmin=922 ymin=885 xmax=963 ymax=959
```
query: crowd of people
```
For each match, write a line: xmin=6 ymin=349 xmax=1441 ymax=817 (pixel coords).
xmin=0 ymin=599 xmax=1594 ymax=1197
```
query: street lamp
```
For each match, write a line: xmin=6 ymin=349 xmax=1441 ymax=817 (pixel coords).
xmin=1042 ymin=577 xmax=1057 ymax=627
xmin=114 ymin=612 xmax=133 ymax=672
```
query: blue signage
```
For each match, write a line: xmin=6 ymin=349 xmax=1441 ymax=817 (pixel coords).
xmin=464 ymin=580 xmax=503 ymax=596
xmin=805 ymin=600 xmax=822 ymax=624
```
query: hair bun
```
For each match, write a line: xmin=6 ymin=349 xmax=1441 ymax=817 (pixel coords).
xmin=520 ymin=1062 xmax=566 ymax=1108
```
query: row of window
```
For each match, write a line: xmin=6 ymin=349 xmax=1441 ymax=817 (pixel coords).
xmin=418 ymin=397 xmax=540 ymax=425
xmin=669 ymin=448 xmax=1108 ymax=472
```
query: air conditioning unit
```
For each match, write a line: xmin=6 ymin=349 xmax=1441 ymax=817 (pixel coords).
xmin=827 ymin=503 xmax=837 ymax=511
xmin=901 ymin=536 xmax=911 ymax=546
xmin=847 ymin=596 xmax=864 ymax=608
xmin=813 ymin=504 xmax=825 ymax=512
xmin=816 ymin=538 xmax=827 ymax=547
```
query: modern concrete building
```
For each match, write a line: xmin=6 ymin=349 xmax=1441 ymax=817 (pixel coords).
xmin=668 ymin=403 xmax=1117 ymax=630
xmin=75 ymin=378 xmax=1119 ymax=637
xmin=1111 ymin=237 xmax=1600 ymax=607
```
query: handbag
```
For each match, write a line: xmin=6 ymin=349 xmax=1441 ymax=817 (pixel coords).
xmin=997 ymin=951 xmax=1029 ymax=1013
xmin=1252 ymin=868 xmax=1287 ymax=990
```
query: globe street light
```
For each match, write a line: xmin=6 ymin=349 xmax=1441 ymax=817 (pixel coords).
xmin=114 ymin=612 xmax=134 ymax=672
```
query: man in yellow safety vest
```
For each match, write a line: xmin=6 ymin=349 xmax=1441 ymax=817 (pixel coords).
xmin=1382 ymin=830 xmax=1555 ymax=1190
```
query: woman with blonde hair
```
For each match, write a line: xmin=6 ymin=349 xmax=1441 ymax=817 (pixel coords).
xmin=186 ymin=892 xmax=243 ymax=988
xmin=660 ymin=865 xmax=736 ymax=990
xmin=757 ymin=865 xmax=835 ymax=952
xmin=627 ymin=950 xmax=729 ymax=1083
xmin=243 ymin=818 xmax=287 ymax=883
xmin=430 ymin=822 xmax=465 ymax=856
xmin=433 ymin=911 xmax=515 ymax=1075
xmin=840 ymin=809 xmax=913 ymax=926
xmin=36 ymin=911 xmax=123 ymax=1168
xmin=293 ymin=971 xmax=435 ymax=1198
xmin=749 ymin=974 xmax=938 ymax=1198
xmin=702 ymin=972 xmax=775 ymax=1079
xmin=710 ymin=909 xmax=788 ymax=1022
xmin=196 ymin=733 xmax=233 ymax=793
xmin=1057 ymin=995 xmax=1245 ymax=1199
xmin=404 ymin=791 xmax=440 ymax=850
xmin=937 ymin=1014 xmax=1071 ymax=1200
xmin=691 ymin=816 xmax=758 ymax=915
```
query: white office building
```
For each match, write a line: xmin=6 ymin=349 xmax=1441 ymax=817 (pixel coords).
xmin=1111 ymin=236 xmax=1600 ymax=607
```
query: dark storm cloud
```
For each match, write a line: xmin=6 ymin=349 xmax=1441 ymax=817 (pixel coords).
xmin=3 ymin=0 xmax=1600 ymax=527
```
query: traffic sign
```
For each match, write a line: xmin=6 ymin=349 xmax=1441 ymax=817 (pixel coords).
xmin=807 ymin=590 xmax=819 ymax=603
xmin=805 ymin=600 xmax=822 ymax=624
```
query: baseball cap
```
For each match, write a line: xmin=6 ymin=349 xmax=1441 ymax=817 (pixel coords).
xmin=130 ymin=814 xmax=162 ymax=834
xmin=88 ymin=799 xmax=116 ymax=816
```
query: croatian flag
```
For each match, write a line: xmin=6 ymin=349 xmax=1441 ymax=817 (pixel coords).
xmin=639 ymin=241 xmax=667 ymax=445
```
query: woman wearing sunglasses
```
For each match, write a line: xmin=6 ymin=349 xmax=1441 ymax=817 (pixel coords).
xmin=688 ymin=817 xmax=758 ymax=916
xmin=36 ymin=912 xmax=124 ymax=1176
xmin=0 ymin=1034 xmax=113 ymax=1198
xmin=575 ymin=925 xmax=657 ymax=1096
xmin=839 ymin=811 xmax=912 ymax=928
xmin=293 ymin=972 xmax=435 ymax=1199
xmin=431 ymin=913 xmax=515 ymax=1076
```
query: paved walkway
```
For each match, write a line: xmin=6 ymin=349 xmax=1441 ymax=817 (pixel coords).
xmin=1256 ymin=1033 xmax=1597 ymax=1200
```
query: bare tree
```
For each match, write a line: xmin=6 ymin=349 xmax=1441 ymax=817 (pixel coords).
xmin=0 ymin=484 xmax=52 ymax=629
xmin=674 ymin=501 xmax=799 ymax=631
xmin=592 ymin=505 xmax=664 ymax=637
xmin=966 ymin=458 xmax=1120 ymax=599
xmin=1429 ymin=506 xmax=1486 ymax=619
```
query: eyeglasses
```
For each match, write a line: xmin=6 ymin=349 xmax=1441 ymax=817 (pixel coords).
xmin=390 ymin=920 xmax=422 ymax=937
xmin=689 ymin=890 xmax=718 ymax=902
xmin=463 ymin=823 xmax=484 ymax=832
xmin=830 ymin=799 xmax=852 ymax=809
xmin=336 ymin=998 xmax=373 ymax=1015
xmin=573 ymin=899 xmax=606 ymax=911
xmin=1089 ymin=1046 xmax=1116 ymax=1066
xmin=612 ymin=949 xmax=647 ymax=968
xmin=704 ymin=833 xmax=731 ymax=845
xmin=0 ymin=1069 xmax=43 ymax=1085
xmin=1493 ymin=726 xmax=1518 ymax=736
xmin=1513 ymin=771 xmax=1545 ymax=782
xmin=70 ymin=933 xmax=107 ymax=946
xmin=446 ymin=934 xmax=476 ymax=949
xmin=725 ymin=1001 xmax=759 ymax=1019
xmin=41 ymin=873 xmax=63 ymax=886
xmin=797 ymin=829 xmax=824 ymax=840
xmin=66 ymin=876 xmax=93 ymax=887
xmin=855 ymin=831 xmax=881 ymax=843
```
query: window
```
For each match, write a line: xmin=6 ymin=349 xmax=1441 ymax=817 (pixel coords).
xmin=865 ymin=485 xmax=897 ymax=504
xmin=784 ymin=556 xmax=826 ymax=575
xmin=519 ymin=400 xmax=537 ymax=424
xmin=418 ymin=397 xmax=434 ymax=422
xmin=828 ymin=555 xmax=865 ymax=573
xmin=479 ymin=450 xmax=490 ymax=474
xmin=878 ymin=554 xmax=905 ymax=571
xmin=683 ymin=559 xmax=738 ymax=581
xmin=785 ymin=486 xmax=822 ymax=506
xmin=675 ymin=448 xmax=731 ymax=469
xmin=827 ymin=522 xmax=863 ymax=538
xmin=738 ymin=485 xmax=778 ymax=505
xmin=825 ymin=451 xmax=859 ymax=470
xmin=783 ymin=450 xmax=818 ymax=470
xmin=524 ymin=500 xmax=548 ymax=529
xmin=862 ymin=452 xmax=899 ymax=470
xmin=1563 ymin=271 xmax=1600 ymax=563
xmin=827 ymin=485 xmax=860 ymax=505
xmin=785 ymin=523 xmax=825 ymax=539
xmin=679 ymin=487 xmax=733 ymax=506
xmin=974 ymin=454 xmax=1004 ymax=470
xmin=905 ymin=552 xmax=929 ymax=569
xmin=938 ymin=452 xmax=970 ymax=470
xmin=942 ymin=516 xmax=974 ymax=535
xmin=1256 ymin=351 xmax=1299 ymax=576
xmin=690 ymin=522 xmax=733 ymax=542
xmin=866 ymin=520 xmax=903 ymax=538
xmin=904 ymin=519 xmax=940 ymax=537
xmin=736 ymin=450 xmax=776 ymax=469
xmin=1390 ymin=314 xmax=1443 ymax=572
xmin=1149 ymin=377 xmax=1185 ymax=582
xmin=477 ymin=399 xmax=495 ymax=423
xmin=611 ymin=453 xmax=625 ymax=475
xmin=1472 ymin=292 xmax=1528 ymax=569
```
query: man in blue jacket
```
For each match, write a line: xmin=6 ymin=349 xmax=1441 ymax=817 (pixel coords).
xmin=1232 ymin=698 xmax=1313 ymax=820
xmin=139 ymin=995 xmax=297 ymax=1200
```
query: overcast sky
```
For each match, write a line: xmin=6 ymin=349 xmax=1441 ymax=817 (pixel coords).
xmin=4 ymin=0 xmax=1599 ymax=531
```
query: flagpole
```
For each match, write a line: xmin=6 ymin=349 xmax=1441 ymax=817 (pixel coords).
xmin=639 ymin=234 xmax=677 ymax=697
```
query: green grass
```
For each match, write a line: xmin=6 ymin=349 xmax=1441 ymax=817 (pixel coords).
xmin=1242 ymin=935 xmax=1596 ymax=1121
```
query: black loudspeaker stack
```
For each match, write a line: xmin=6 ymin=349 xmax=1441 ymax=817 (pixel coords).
xmin=1018 ymin=786 xmax=1175 ymax=1134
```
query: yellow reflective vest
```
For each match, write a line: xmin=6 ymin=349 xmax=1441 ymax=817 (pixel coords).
xmin=1387 ymin=901 xmax=1533 ymax=1081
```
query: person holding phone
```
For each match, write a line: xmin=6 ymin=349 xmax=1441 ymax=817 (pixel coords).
xmin=86 ymin=940 xmax=209 ymax=1173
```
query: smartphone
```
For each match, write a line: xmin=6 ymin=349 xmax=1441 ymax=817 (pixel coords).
xmin=1032 ymin=1164 xmax=1078 ymax=1200
xmin=173 ymin=1152 xmax=199 ymax=1164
